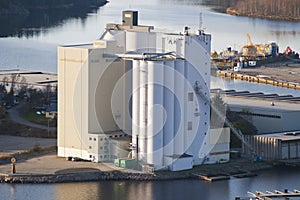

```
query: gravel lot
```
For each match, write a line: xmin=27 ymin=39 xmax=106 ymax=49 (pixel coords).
xmin=242 ymin=63 xmax=300 ymax=84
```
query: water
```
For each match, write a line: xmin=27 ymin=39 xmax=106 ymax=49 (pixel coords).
xmin=1 ymin=0 xmax=300 ymax=199
xmin=1 ymin=0 xmax=300 ymax=72
xmin=0 ymin=167 xmax=300 ymax=200
xmin=211 ymin=76 xmax=300 ymax=96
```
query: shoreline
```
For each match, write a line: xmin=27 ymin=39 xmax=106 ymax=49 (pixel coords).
xmin=0 ymin=154 xmax=273 ymax=184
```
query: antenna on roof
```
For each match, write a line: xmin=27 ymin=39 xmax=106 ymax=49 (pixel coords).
xmin=198 ymin=12 xmax=205 ymax=35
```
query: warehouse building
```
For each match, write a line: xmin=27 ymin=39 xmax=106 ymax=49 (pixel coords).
xmin=244 ymin=131 xmax=300 ymax=160
xmin=224 ymin=97 xmax=300 ymax=134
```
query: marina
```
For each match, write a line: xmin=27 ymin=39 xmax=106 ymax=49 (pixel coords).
xmin=247 ymin=189 xmax=300 ymax=200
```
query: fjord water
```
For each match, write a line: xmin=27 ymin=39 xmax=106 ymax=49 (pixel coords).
xmin=1 ymin=0 xmax=300 ymax=199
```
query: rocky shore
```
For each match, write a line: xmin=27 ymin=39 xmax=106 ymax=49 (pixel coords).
xmin=0 ymin=159 xmax=273 ymax=184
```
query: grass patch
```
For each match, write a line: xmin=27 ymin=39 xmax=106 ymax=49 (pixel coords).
xmin=19 ymin=106 xmax=56 ymax=127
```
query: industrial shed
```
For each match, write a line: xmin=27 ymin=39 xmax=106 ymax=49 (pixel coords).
xmin=243 ymin=131 xmax=300 ymax=160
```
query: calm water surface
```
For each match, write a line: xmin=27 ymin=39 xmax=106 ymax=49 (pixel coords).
xmin=1 ymin=1 xmax=300 ymax=199
xmin=1 ymin=167 xmax=300 ymax=200
xmin=0 ymin=0 xmax=300 ymax=72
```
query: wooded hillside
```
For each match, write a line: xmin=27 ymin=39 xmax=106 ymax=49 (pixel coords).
xmin=229 ymin=0 xmax=300 ymax=21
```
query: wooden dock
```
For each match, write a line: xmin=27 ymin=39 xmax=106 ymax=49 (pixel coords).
xmin=193 ymin=173 xmax=230 ymax=182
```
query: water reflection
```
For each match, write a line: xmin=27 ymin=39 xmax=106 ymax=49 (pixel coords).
xmin=0 ymin=3 xmax=106 ymax=38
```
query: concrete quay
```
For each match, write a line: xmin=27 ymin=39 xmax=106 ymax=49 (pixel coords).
xmin=217 ymin=70 xmax=300 ymax=90
xmin=0 ymin=152 xmax=273 ymax=184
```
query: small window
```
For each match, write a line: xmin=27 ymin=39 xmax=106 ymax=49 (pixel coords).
xmin=100 ymin=146 xmax=103 ymax=150
xmin=89 ymin=146 xmax=92 ymax=149
xmin=93 ymin=138 xmax=96 ymax=141
xmin=89 ymin=137 xmax=92 ymax=140
xmin=100 ymin=138 xmax=103 ymax=141
xmin=100 ymin=156 xmax=102 ymax=159
xmin=188 ymin=92 xmax=193 ymax=101
xmin=188 ymin=121 xmax=192 ymax=130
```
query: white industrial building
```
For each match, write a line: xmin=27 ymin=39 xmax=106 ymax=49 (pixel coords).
xmin=224 ymin=97 xmax=300 ymax=134
xmin=58 ymin=11 xmax=228 ymax=171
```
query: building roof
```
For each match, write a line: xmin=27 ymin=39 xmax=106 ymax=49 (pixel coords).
xmin=223 ymin=96 xmax=300 ymax=112
xmin=254 ymin=131 xmax=300 ymax=141
xmin=0 ymin=70 xmax=57 ymax=88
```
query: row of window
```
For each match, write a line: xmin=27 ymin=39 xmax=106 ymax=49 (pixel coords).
xmin=89 ymin=145 xmax=108 ymax=150
xmin=237 ymin=111 xmax=281 ymax=119
xmin=88 ymin=134 xmax=128 ymax=142
xmin=89 ymin=155 xmax=117 ymax=160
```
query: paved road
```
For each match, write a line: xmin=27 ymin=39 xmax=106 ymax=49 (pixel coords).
xmin=0 ymin=153 xmax=140 ymax=174
xmin=0 ymin=135 xmax=56 ymax=156
xmin=6 ymin=103 xmax=56 ymax=131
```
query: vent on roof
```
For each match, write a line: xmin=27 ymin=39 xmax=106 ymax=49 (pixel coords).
xmin=284 ymin=131 xmax=300 ymax=136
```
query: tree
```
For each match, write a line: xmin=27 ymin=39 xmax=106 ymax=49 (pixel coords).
xmin=19 ymin=76 xmax=28 ymax=98
xmin=210 ymin=93 xmax=226 ymax=128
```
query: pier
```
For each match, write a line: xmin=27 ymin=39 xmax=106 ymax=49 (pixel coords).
xmin=217 ymin=70 xmax=300 ymax=90
xmin=247 ymin=189 xmax=300 ymax=199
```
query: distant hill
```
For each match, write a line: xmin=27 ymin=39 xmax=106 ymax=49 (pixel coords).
xmin=227 ymin=0 xmax=300 ymax=21
xmin=0 ymin=0 xmax=108 ymax=16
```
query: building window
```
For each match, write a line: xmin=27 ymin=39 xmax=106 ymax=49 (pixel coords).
xmin=188 ymin=92 xmax=193 ymax=101
xmin=89 ymin=137 xmax=92 ymax=140
xmin=188 ymin=121 xmax=193 ymax=130
xmin=94 ymin=138 xmax=96 ymax=141
xmin=89 ymin=146 xmax=92 ymax=149
xmin=100 ymin=146 xmax=103 ymax=150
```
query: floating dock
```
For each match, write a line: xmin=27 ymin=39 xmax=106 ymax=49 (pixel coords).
xmin=193 ymin=173 xmax=230 ymax=182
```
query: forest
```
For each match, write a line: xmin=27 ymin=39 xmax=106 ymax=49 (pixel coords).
xmin=228 ymin=0 xmax=300 ymax=21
